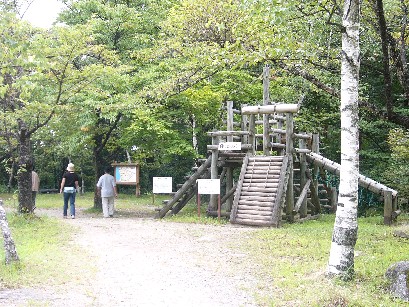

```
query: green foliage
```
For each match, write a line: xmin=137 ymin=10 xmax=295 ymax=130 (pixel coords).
xmin=384 ymin=129 xmax=409 ymax=198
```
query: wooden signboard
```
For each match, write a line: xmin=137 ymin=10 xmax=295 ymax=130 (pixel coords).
xmin=112 ymin=163 xmax=140 ymax=196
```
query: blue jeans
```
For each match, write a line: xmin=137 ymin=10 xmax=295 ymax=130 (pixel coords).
xmin=63 ymin=192 xmax=76 ymax=216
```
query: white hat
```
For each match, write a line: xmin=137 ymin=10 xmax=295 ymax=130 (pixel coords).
xmin=67 ymin=163 xmax=75 ymax=172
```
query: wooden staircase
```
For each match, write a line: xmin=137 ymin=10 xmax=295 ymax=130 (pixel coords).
xmin=230 ymin=155 xmax=289 ymax=227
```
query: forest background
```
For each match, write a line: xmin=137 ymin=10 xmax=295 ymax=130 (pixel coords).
xmin=1 ymin=0 xmax=408 ymax=214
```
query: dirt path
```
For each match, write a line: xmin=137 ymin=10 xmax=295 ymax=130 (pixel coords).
xmin=1 ymin=208 xmax=272 ymax=306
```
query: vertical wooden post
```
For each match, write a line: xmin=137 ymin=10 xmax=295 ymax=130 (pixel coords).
xmin=392 ymin=195 xmax=398 ymax=212
xmin=218 ymin=194 xmax=221 ymax=221
xmin=226 ymin=167 xmax=233 ymax=212
xmin=226 ymin=101 xmax=234 ymax=212
xmin=226 ymin=101 xmax=234 ymax=142
xmin=248 ymin=114 xmax=256 ymax=155
xmin=384 ymin=190 xmax=393 ymax=226
xmin=197 ymin=192 xmax=201 ymax=218
xmin=330 ymin=187 xmax=338 ymax=213
xmin=263 ymin=65 xmax=270 ymax=156
xmin=277 ymin=118 xmax=285 ymax=155
xmin=135 ymin=164 xmax=140 ymax=197
xmin=311 ymin=134 xmax=320 ymax=212
xmin=285 ymin=113 xmax=294 ymax=222
xmin=209 ymin=134 xmax=219 ymax=211
xmin=241 ymin=104 xmax=248 ymax=144
xmin=392 ymin=196 xmax=399 ymax=222
xmin=299 ymin=138 xmax=308 ymax=218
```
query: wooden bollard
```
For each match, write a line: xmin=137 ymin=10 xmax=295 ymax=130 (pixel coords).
xmin=384 ymin=190 xmax=393 ymax=226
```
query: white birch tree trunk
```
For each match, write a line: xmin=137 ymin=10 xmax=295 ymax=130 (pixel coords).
xmin=327 ymin=0 xmax=360 ymax=278
xmin=0 ymin=200 xmax=20 ymax=264
xmin=191 ymin=115 xmax=198 ymax=154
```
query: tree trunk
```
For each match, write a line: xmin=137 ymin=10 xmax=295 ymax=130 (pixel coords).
xmin=327 ymin=0 xmax=360 ymax=279
xmin=17 ymin=120 xmax=34 ymax=214
xmin=373 ymin=0 xmax=394 ymax=117
xmin=7 ymin=159 xmax=16 ymax=193
xmin=0 ymin=200 xmax=20 ymax=264
xmin=93 ymin=147 xmax=104 ymax=209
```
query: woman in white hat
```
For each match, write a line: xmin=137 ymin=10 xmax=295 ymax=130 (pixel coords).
xmin=60 ymin=163 xmax=80 ymax=219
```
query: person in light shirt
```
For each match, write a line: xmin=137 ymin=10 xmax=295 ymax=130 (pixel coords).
xmin=96 ymin=166 xmax=118 ymax=218
xmin=32 ymin=169 xmax=40 ymax=210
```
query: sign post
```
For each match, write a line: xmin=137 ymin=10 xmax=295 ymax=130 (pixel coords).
xmin=197 ymin=179 xmax=221 ymax=220
xmin=152 ymin=177 xmax=173 ymax=206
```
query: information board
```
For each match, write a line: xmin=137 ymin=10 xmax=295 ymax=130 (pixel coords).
xmin=153 ymin=177 xmax=173 ymax=194
xmin=115 ymin=166 xmax=137 ymax=184
xmin=112 ymin=163 xmax=140 ymax=196
xmin=197 ymin=179 xmax=220 ymax=194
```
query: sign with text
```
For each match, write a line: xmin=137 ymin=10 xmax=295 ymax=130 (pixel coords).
xmin=112 ymin=163 xmax=140 ymax=196
xmin=153 ymin=177 xmax=173 ymax=194
xmin=197 ymin=179 xmax=220 ymax=194
xmin=114 ymin=165 xmax=138 ymax=184
xmin=218 ymin=142 xmax=241 ymax=151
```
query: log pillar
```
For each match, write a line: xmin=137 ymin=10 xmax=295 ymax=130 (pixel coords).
xmin=384 ymin=190 xmax=393 ymax=226
xmin=330 ymin=187 xmax=338 ymax=213
xmin=285 ymin=113 xmax=294 ymax=222
xmin=299 ymin=138 xmax=308 ymax=218
xmin=263 ymin=65 xmax=270 ymax=156
xmin=248 ymin=115 xmax=256 ymax=155
xmin=208 ymin=134 xmax=220 ymax=211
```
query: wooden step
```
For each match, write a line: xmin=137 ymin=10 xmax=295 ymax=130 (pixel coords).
xmin=241 ymin=182 xmax=279 ymax=188
xmin=237 ymin=205 xmax=273 ymax=212
xmin=244 ymin=168 xmax=281 ymax=174
xmin=241 ymin=186 xmax=278 ymax=192
xmin=238 ymin=199 xmax=275 ymax=206
xmin=236 ymin=213 xmax=273 ymax=221
xmin=247 ymin=162 xmax=283 ymax=167
xmin=244 ymin=173 xmax=280 ymax=179
xmin=234 ymin=218 xmax=277 ymax=227
xmin=243 ymin=177 xmax=280 ymax=183
xmin=248 ymin=156 xmax=284 ymax=162
xmin=239 ymin=196 xmax=276 ymax=203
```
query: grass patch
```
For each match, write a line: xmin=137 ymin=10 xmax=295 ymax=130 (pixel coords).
xmin=2 ymin=192 xmax=407 ymax=306
xmin=0 ymin=213 xmax=93 ymax=289
xmin=246 ymin=214 xmax=409 ymax=306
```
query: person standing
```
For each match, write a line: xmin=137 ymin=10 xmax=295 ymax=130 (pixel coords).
xmin=60 ymin=163 xmax=80 ymax=219
xmin=32 ymin=169 xmax=40 ymax=210
xmin=96 ymin=166 xmax=118 ymax=218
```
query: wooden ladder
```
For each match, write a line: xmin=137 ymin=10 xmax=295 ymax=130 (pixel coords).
xmin=230 ymin=155 xmax=289 ymax=227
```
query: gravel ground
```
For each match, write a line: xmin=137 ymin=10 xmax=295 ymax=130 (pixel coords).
xmin=0 ymin=207 xmax=273 ymax=307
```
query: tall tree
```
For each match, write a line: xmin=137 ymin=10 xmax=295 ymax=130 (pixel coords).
xmin=328 ymin=0 xmax=360 ymax=278
xmin=58 ymin=0 xmax=171 ymax=207
xmin=0 ymin=5 xmax=120 ymax=212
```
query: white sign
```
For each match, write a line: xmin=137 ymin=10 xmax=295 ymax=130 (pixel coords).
xmin=153 ymin=177 xmax=173 ymax=194
xmin=197 ymin=179 xmax=220 ymax=194
xmin=218 ymin=142 xmax=241 ymax=151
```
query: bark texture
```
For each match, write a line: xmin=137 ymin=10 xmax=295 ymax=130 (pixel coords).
xmin=0 ymin=200 xmax=20 ymax=264
xmin=328 ymin=0 xmax=360 ymax=278
xmin=17 ymin=120 xmax=34 ymax=213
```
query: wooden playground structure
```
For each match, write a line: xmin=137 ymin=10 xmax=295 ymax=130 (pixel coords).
xmin=156 ymin=68 xmax=399 ymax=227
